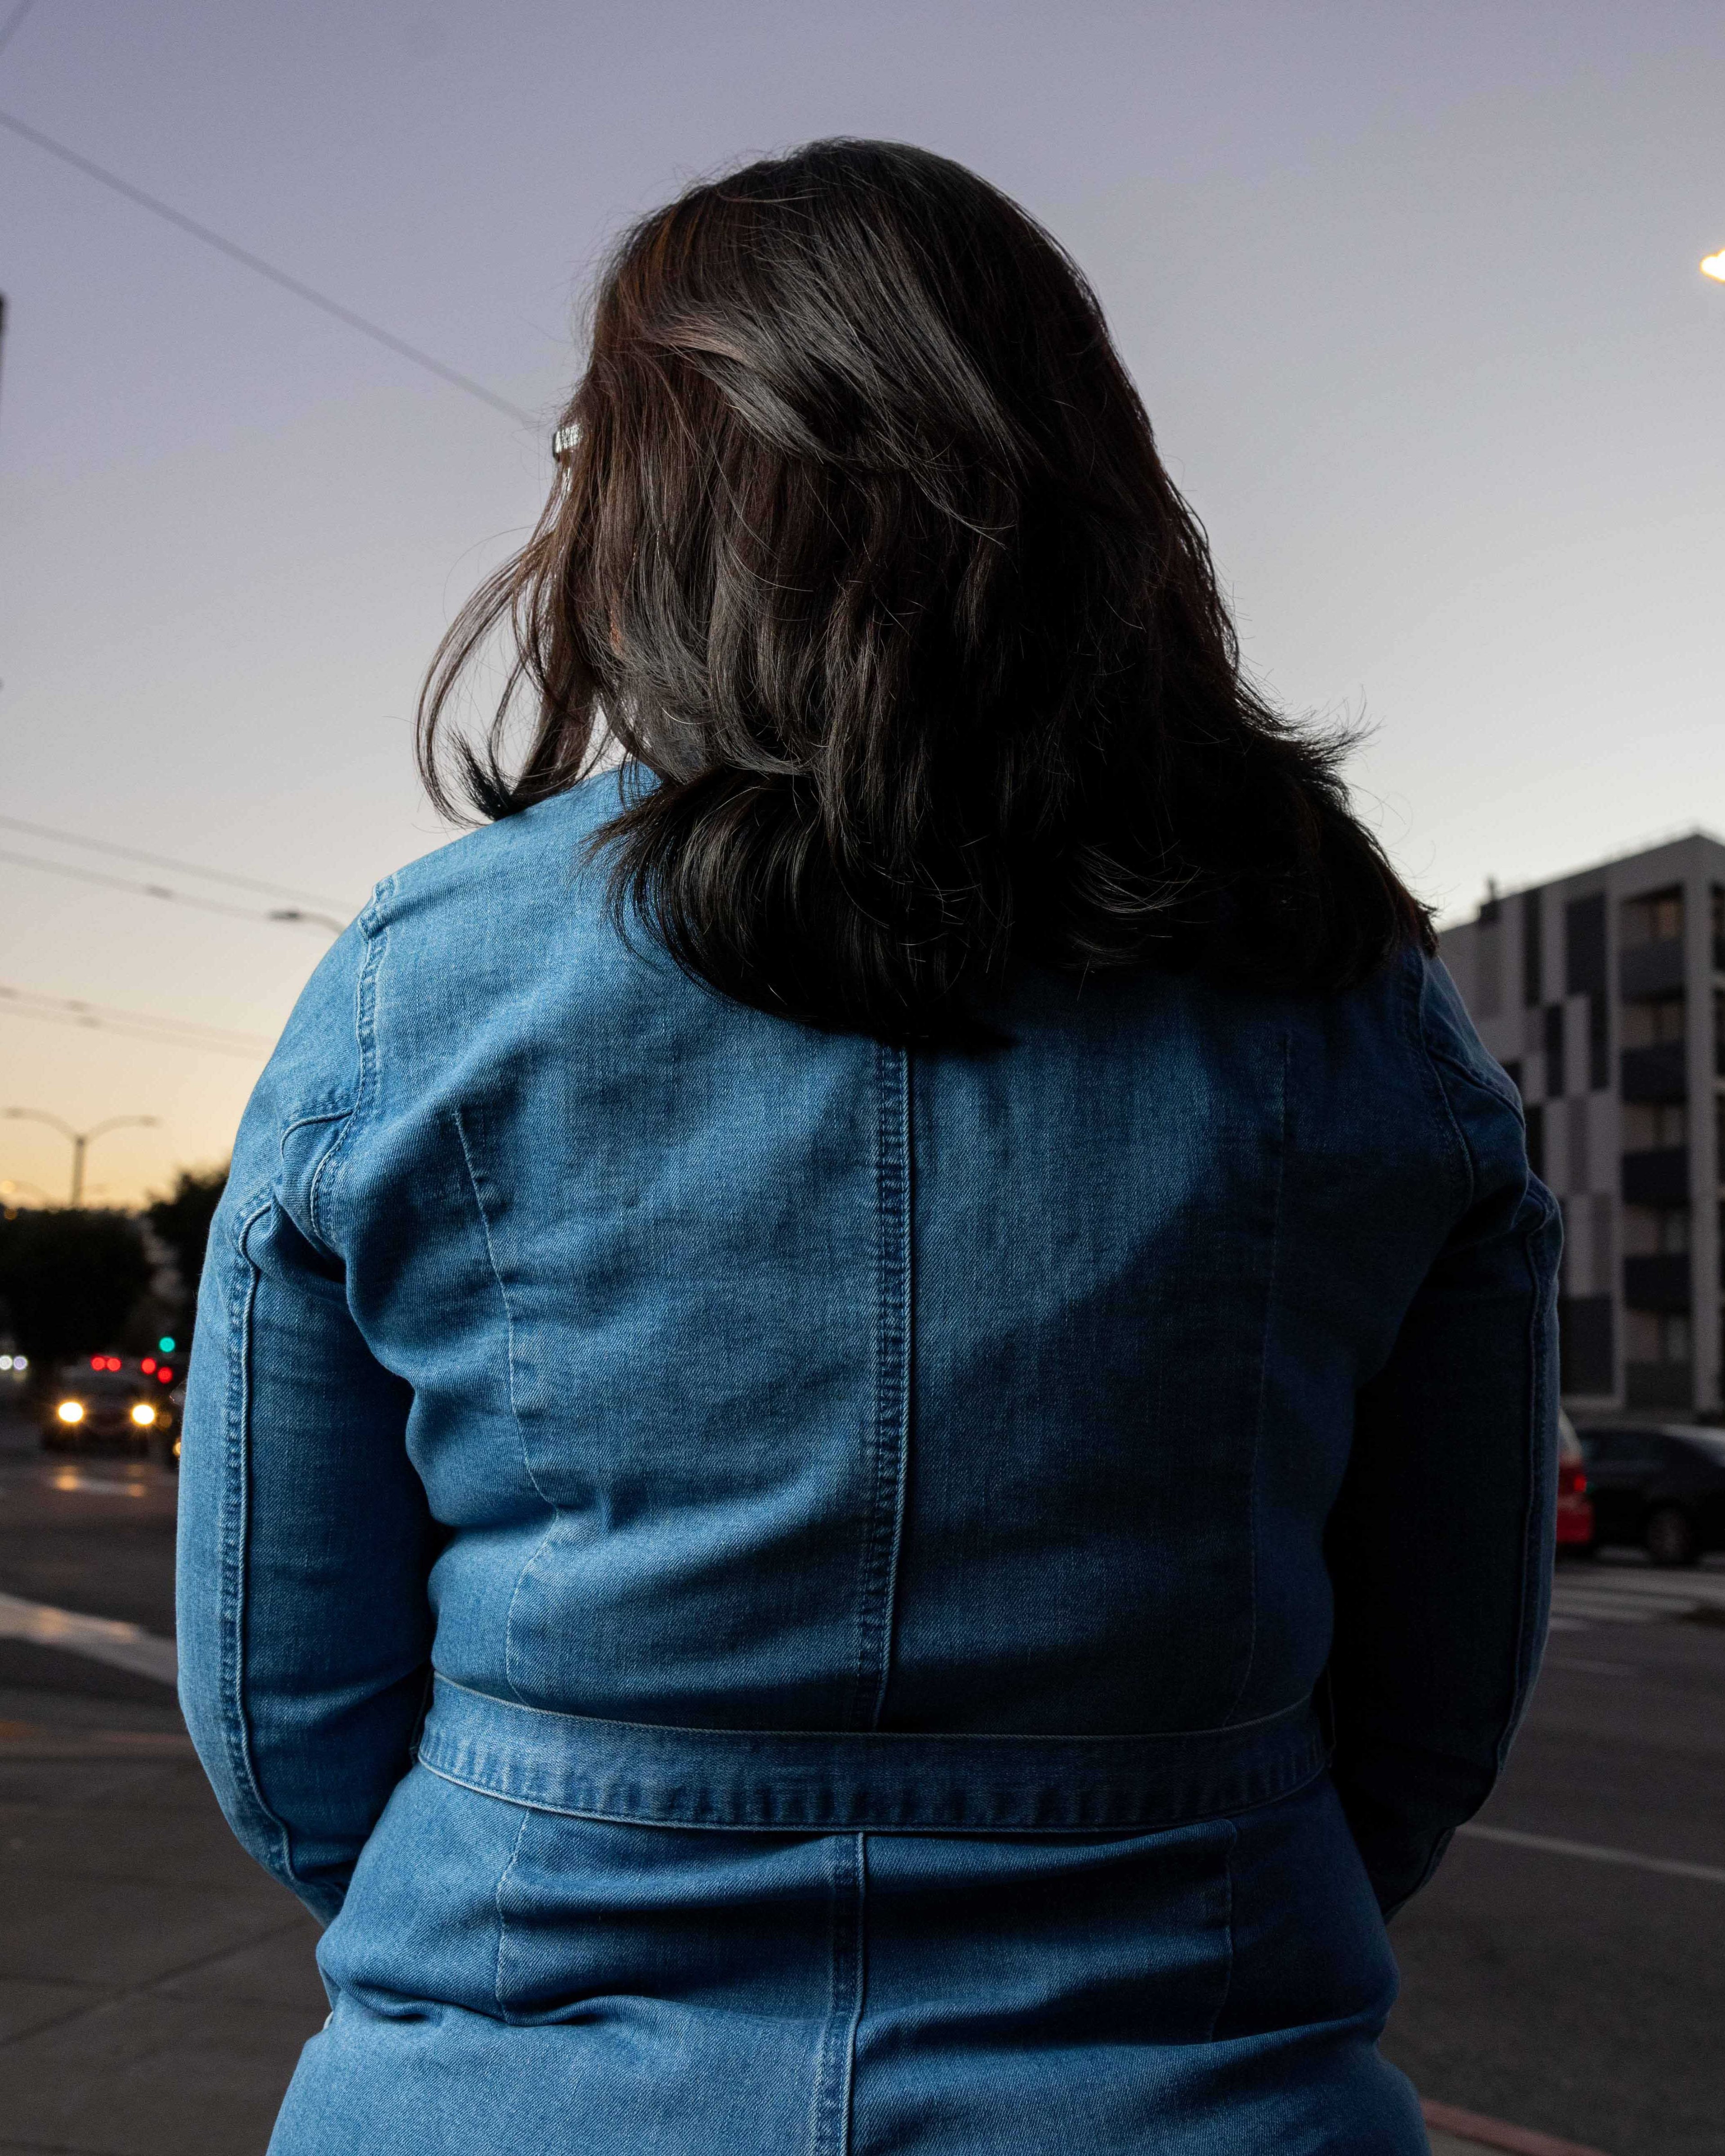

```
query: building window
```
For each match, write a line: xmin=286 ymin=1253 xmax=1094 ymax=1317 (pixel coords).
xmin=1626 ymin=1310 xmax=1692 ymax=1363
xmin=1543 ymin=1002 xmax=1566 ymax=1099
xmin=1522 ymin=888 xmax=1544 ymax=1007
xmin=1623 ymin=1101 xmax=1688 ymax=1149
xmin=1475 ymin=922 xmax=1503 ymax=1017
xmin=1621 ymin=887 xmax=1684 ymax=947
xmin=1622 ymin=995 xmax=1685 ymax=1048
xmin=1566 ymin=1095 xmax=1589 ymax=1194
xmin=1564 ymin=892 xmax=1608 ymax=1089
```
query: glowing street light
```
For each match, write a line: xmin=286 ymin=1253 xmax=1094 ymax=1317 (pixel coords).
xmin=1703 ymin=250 xmax=1725 ymax=284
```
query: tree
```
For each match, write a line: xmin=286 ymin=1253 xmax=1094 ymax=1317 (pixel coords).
xmin=0 ymin=1209 xmax=153 ymax=1377
xmin=146 ymin=1166 xmax=229 ymax=1336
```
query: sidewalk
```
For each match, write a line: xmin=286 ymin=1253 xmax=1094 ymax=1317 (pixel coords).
xmin=0 ymin=1696 xmax=323 ymax=2154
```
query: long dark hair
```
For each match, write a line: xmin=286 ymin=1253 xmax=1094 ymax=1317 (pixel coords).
xmin=419 ymin=138 xmax=1430 ymax=1041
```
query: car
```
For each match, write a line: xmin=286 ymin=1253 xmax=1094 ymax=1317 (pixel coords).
xmin=1555 ymin=1409 xmax=1594 ymax=1554
xmin=41 ymin=1353 xmax=182 ymax=1463
xmin=1571 ymin=1421 xmax=1725 ymax=1568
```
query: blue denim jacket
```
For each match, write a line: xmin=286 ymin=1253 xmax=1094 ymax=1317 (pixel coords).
xmin=178 ymin=771 xmax=1557 ymax=2150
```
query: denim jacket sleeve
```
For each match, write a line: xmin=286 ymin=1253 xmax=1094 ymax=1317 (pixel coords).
xmin=176 ymin=901 xmax=435 ymax=1926
xmin=1324 ymin=955 xmax=1561 ymax=1920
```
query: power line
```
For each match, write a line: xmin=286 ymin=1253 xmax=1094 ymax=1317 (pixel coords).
xmin=0 ymin=982 xmax=275 ymax=1059
xmin=0 ymin=1 xmax=37 ymax=63
xmin=0 ymin=845 xmax=350 ymax=932
xmin=0 ymin=813 xmax=357 ymax=909
xmin=0 ymin=105 xmax=540 ymax=429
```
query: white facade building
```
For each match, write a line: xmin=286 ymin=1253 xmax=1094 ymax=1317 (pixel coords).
xmin=1438 ymin=831 xmax=1725 ymax=1418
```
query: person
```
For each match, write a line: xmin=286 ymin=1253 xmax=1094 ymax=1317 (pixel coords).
xmin=177 ymin=138 xmax=1557 ymax=2155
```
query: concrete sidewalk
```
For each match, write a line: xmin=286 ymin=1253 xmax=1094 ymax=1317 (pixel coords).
xmin=0 ymin=1695 xmax=323 ymax=2155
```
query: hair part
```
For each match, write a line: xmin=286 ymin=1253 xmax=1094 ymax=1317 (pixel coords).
xmin=418 ymin=137 xmax=1431 ymax=1042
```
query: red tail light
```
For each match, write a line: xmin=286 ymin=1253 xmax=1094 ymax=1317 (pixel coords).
xmin=1559 ymin=1460 xmax=1587 ymax=1497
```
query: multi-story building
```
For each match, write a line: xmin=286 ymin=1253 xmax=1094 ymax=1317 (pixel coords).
xmin=1438 ymin=831 xmax=1725 ymax=1419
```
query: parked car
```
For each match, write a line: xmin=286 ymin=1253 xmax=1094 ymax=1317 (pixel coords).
xmin=1555 ymin=1409 xmax=1594 ymax=1555
xmin=1572 ymin=1421 xmax=1725 ymax=1567
xmin=41 ymin=1354 xmax=181 ymax=1463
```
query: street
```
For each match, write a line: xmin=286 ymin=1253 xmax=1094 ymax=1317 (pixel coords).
xmin=0 ymin=1394 xmax=1720 ymax=2156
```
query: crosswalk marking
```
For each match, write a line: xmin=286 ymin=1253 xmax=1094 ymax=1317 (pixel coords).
xmin=0 ymin=1590 xmax=177 ymax=1683
xmin=1549 ymin=1561 xmax=1725 ymax=1630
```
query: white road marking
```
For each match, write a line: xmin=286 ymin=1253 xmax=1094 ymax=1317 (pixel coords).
xmin=0 ymin=1590 xmax=176 ymax=1684
xmin=1548 ymin=1596 xmax=1658 ymax=1622
xmin=1548 ymin=1564 xmax=1725 ymax=1629
xmin=1458 ymin=1821 xmax=1725 ymax=1886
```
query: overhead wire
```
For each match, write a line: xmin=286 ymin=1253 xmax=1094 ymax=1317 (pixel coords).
xmin=0 ymin=846 xmax=350 ymax=932
xmin=0 ymin=813 xmax=358 ymax=910
xmin=0 ymin=105 xmax=540 ymax=428
xmin=0 ymin=982 xmax=275 ymax=1059
xmin=0 ymin=0 xmax=35 ymax=62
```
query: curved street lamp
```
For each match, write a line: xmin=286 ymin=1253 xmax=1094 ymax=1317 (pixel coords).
xmin=2 ymin=1109 xmax=159 ymax=1206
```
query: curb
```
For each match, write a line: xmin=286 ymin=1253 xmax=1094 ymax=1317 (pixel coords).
xmin=1423 ymin=2099 xmax=1613 ymax=2156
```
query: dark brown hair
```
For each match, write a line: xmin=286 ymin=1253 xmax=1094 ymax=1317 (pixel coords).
xmin=419 ymin=138 xmax=1430 ymax=1041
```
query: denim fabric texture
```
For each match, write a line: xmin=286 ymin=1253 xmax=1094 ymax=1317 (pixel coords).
xmin=177 ymin=769 xmax=1559 ymax=2153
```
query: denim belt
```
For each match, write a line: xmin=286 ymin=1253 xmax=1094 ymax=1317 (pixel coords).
xmin=415 ymin=1674 xmax=1328 ymax=1833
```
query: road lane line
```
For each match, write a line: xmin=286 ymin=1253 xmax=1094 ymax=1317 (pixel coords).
xmin=0 ymin=1589 xmax=176 ymax=1684
xmin=1458 ymin=1821 xmax=1725 ymax=1886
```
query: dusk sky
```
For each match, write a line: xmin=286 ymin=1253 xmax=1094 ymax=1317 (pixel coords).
xmin=3 ymin=1 xmax=1723 ymax=1204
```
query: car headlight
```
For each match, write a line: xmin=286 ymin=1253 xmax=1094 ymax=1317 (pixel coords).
xmin=56 ymin=1400 xmax=84 ymax=1424
xmin=130 ymin=1402 xmax=157 ymax=1428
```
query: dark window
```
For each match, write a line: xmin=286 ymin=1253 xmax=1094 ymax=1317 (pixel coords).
xmin=1543 ymin=1002 xmax=1566 ymax=1100
xmin=1558 ymin=1294 xmax=1613 ymax=1394
xmin=1522 ymin=887 xmax=1544 ymax=1007
xmin=1565 ymin=893 xmax=1606 ymax=994
xmin=1502 ymin=1058 xmax=1524 ymax=1099
xmin=1525 ymin=1100 xmax=1545 ymax=1178
xmin=1565 ymin=893 xmax=1608 ymax=1089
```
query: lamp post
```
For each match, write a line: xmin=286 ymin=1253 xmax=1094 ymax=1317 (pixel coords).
xmin=1 ymin=1109 xmax=159 ymax=1206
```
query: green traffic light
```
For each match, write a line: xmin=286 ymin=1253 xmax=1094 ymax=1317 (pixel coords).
xmin=158 ymin=1336 xmax=177 ymax=1353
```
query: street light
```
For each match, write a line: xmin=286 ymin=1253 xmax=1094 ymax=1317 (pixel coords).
xmin=2 ymin=1109 xmax=159 ymax=1206
xmin=1703 ymin=250 xmax=1725 ymax=285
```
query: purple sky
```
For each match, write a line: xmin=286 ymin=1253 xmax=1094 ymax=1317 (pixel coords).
xmin=3 ymin=1 xmax=1724 ymax=1201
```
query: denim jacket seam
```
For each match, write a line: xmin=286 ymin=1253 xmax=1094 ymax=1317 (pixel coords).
xmin=304 ymin=892 xmax=390 ymax=1253
xmin=1499 ymin=1192 xmax=1561 ymax=1768
xmin=1410 ymin=962 xmax=1479 ymax=1220
xmin=1202 ymin=1816 xmax=1240 ymax=2043
xmin=491 ymin=1807 xmax=533 ymax=2024
xmin=456 ymin=1105 xmax=556 ymax=1706
xmin=1221 ymin=1025 xmax=1288 ymax=1723
xmin=221 ymin=1193 xmax=314 ymax=1897
xmin=849 ymin=1043 xmax=911 ymax=1734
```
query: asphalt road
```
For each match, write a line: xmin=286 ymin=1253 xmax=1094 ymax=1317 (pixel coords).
xmin=0 ymin=1387 xmax=1721 ymax=2156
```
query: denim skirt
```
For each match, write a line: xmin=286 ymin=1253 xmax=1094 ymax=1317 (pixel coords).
xmin=270 ymin=1693 xmax=1427 ymax=2154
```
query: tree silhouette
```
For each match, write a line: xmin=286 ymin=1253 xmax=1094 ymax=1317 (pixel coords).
xmin=0 ymin=1210 xmax=153 ymax=1376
